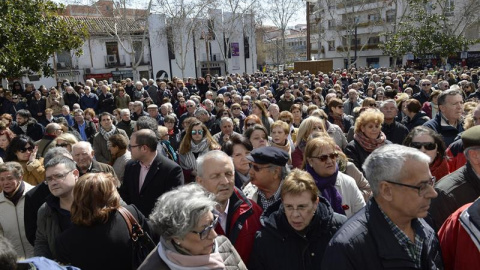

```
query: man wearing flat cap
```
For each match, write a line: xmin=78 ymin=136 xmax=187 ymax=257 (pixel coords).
xmin=429 ymin=125 xmax=480 ymax=230
xmin=242 ymin=147 xmax=290 ymax=210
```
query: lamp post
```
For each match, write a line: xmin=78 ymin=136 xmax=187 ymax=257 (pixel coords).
xmin=353 ymin=16 xmax=359 ymax=68
xmin=305 ymin=0 xmax=317 ymax=61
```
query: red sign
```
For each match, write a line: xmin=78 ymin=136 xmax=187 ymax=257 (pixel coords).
xmin=85 ymin=73 xmax=113 ymax=79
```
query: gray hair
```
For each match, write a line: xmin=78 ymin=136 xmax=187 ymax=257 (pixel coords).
xmin=196 ymin=150 xmax=233 ymax=178
xmin=120 ymin=108 xmax=130 ymax=116
xmin=220 ymin=117 xmax=233 ymax=125
xmin=379 ymin=99 xmax=396 ymax=109
xmin=149 ymin=183 xmax=217 ymax=240
xmin=194 ymin=108 xmax=209 ymax=117
xmin=438 ymin=89 xmax=461 ymax=106
xmin=45 ymin=155 xmax=77 ymax=171
xmin=44 ymin=147 xmax=73 ymax=164
xmin=362 ymin=144 xmax=430 ymax=196
xmin=0 ymin=162 xmax=24 ymax=179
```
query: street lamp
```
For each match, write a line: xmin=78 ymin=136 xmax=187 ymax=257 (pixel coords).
xmin=305 ymin=0 xmax=317 ymax=61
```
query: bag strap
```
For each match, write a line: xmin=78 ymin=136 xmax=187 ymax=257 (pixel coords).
xmin=118 ymin=206 xmax=144 ymax=241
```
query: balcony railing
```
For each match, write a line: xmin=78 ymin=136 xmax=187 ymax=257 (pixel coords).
xmin=104 ymin=55 xmax=126 ymax=68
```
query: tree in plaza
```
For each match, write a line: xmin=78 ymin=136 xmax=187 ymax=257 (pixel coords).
xmin=0 ymin=0 xmax=87 ymax=79
xmin=261 ymin=0 xmax=303 ymax=66
xmin=154 ymin=0 xmax=212 ymax=79
xmin=381 ymin=0 xmax=480 ymax=67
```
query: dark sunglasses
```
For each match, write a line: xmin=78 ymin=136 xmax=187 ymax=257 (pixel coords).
xmin=310 ymin=152 xmax=339 ymax=162
xmin=187 ymin=105 xmax=195 ymax=108
xmin=19 ymin=146 xmax=35 ymax=153
xmin=410 ymin=142 xmax=436 ymax=151
xmin=191 ymin=130 xmax=204 ymax=135
xmin=422 ymin=83 xmax=431 ymax=86
xmin=250 ymin=164 xmax=272 ymax=172
xmin=232 ymin=107 xmax=241 ymax=110
xmin=281 ymin=119 xmax=291 ymax=124
xmin=57 ymin=143 xmax=70 ymax=148
xmin=246 ymin=123 xmax=256 ymax=127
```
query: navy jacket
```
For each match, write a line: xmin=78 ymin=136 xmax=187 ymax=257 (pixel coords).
xmin=322 ymin=199 xmax=444 ymax=270
xmin=423 ymin=113 xmax=463 ymax=147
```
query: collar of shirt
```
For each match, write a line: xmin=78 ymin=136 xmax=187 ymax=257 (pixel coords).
xmin=214 ymin=199 xmax=230 ymax=233
xmin=140 ymin=151 xmax=157 ymax=170
xmin=258 ymin=183 xmax=282 ymax=210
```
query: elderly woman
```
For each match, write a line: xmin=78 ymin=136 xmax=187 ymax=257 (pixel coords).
xmin=303 ymin=137 xmax=366 ymax=217
xmin=292 ymin=117 xmax=327 ymax=169
xmin=344 ymin=109 xmax=390 ymax=174
xmin=139 ymin=184 xmax=246 ymax=269
xmin=0 ymin=162 xmax=34 ymax=258
xmin=108 ymin=134 xmax=131 ymax=184
xmin=56 ymin=173 xmax=152 ymax=269
xmin=5 ymin=135 xmax=44 ymax=186
xmin=402 ymin=99 xmax=430 ymax=130
xmin=178 ymin=121 xmax=220 ymax=183
xmin=244 ymin=124 xmax=269 ymax=149
xmin=403 ymin=126 xmax=449 ymax=181
xmin=46 ymin=88 xmax=64 ymax=116
xmin=222 ymin=134 xmax=253 ymax=188
xmin=248 ymin=169 xmax=346 ymax=270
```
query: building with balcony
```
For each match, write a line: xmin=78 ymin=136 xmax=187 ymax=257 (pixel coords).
xmin=310 ymin=0 xmax=480 ymax=69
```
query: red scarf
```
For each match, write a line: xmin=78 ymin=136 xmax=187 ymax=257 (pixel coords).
xmin=354 ymin=131 xmax=386 ymax=152
xmin=430 ymin=156 xmax=449 ymax=181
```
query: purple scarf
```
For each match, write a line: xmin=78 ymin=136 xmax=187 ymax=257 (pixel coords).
xmin=306 ymin=164 xmax=345 ymax=215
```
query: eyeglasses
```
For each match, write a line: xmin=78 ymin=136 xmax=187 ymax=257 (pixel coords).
xmin=369 ymin=104 xmax=377 ymax=107
xmin=283 ymin=204 xmax=312 ymax=214
xmin=128 ymin=144 xmax=142 ymax=150
xmin=57 ymin=143 xmax=69 ymax=148
xmin=187 ymin=105 xmax=195 ymax=108
xmin=385 ymin=176 xmax=436 ymax=197
xmin=281 ymin=119 xmax=291 ymax=124
xmin=191 ymin=130 xmax=204 ymax=135
xmin=246 ymin=123 xmax=256 ymax=127
xmin=19 ymin=146 xmax=35 ymax=153
xmin=310 ymin=152 xmax=338 ymax=162
xmin=422 ymin=83 xmax=431 ymax=86
xmin=250 ymin=164 xmax=272 ymax=172
xmin=337 ymin=106 xmax=344 ymax=109
xmin=45 ymin=170 xmax=74 ymax=185
xmin=191 ymin=215 xmax=219 ymax=240
xmin=410 ymin=142 xmax=436 ymax=151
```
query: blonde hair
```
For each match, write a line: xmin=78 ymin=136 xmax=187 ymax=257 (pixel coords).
xmin=354 ymin=109 xmax=384 ymax=134
xmin=55 ymin=133 xmax=79 ymax=146
xmin=271 ymin=120 xmax=289 ymax=134
xmin=296 ymin=117 xmax=325 ymax=147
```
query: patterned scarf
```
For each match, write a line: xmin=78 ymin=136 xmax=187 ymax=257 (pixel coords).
xmin=100 ymin=125 xmax=117 ymax=144
xmin=306 ymin=164 xmax=345 ymax=215
xmin=179 ymin=138 xmax=209 ymax=171
xmin=354 ymin=131 xmax=386 ymax=152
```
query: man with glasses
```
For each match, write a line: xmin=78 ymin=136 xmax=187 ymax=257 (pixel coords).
xmin=178 ymin=100 xmax=196 ymax=131
xmin=120 ymin=129 xmax=184 ymax=217
xmin=242 ymin=147 xmax=290 ymax=210
xmin=430 ymin=125 xmax=480 ymax=231
xmin=277 ymin=89 xmax=295 ymax=112
xmin=34 ymin=156 xmax=79 ymax=259
xmin=404 ymin=77 xmax=420 ymax=94
xmin=196 ymin=150 xmax=262 ymax=264
xmin=322 ymin=144 xmax=442 ymax=269
xmin=412 ymin=79 xmax=433 ymax=105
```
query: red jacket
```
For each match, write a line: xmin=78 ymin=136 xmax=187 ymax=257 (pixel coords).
xmin=215 ymin=187 xmax=262 ymax=264
xmin=438 ymin=202 xmax=480 ymax=270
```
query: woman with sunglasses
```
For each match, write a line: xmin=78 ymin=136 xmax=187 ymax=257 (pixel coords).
xmin=140 ymin=184 xmax=246 ymax=269
xmin=249 ymin=169 xmax=345 ymax=270
xmin=178 ymin=121 xmax=220 ymax=183
xmin=243 ymin=114 xmax=262 ymax=133
xmin=54 ymin=133 xmax=79 ymax=153
xmin=303 ymin=137 xmax=365 ymax=217
xmin=327 ymin=98 xmax=354 ymax=134
xmin=5 ymin=135 xmax=44 ymax=186
xmin=403 ymin=126 xmax=449 ymax=181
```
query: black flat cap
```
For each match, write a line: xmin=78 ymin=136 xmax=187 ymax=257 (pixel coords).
xmin=246 ymin=147 xmax=289 ymax=166
xmin=462 ymin=125 xmax=480 ymax=149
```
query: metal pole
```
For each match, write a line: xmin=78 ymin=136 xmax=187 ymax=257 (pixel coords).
xmin=306 ymin=2 xmax=311 ymax=61
xmin=354 ymin=24 xmax=357 ymax=68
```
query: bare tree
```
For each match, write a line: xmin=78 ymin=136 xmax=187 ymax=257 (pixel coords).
xmin=154 ymin=0 xmax=212 ymax=78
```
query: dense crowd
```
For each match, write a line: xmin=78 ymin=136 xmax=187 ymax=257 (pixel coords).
xmin=1 ymin=66 xmax=480 ymax=269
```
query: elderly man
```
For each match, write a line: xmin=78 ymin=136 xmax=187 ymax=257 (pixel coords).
xmin=146 ymin=104 xmax=164 ymax=125
xmin=423 ymin=89 xmax=464 ymax=146
xmin=213 ymin=117 xmax=241 ymax=145
xmin=72 ymin=109 xmax=97 ymax=143
xmin=93 ymin=112 xmax=128 ymax=164
xmin=79 ymin=86 xmax=98 ymax=111
xmin=322 ymin=144 xmax=442 ymax=269
xmin=131 ymin=101 xmax=148 ymax=121
xmin=343 ymin=89 xmax=362 ymax=116
xmin=242 ymin=147 xmax=290 ymax=210
xmin=413 ymin=79 xmax=433 ymax=105
xmin=72 ymin=142 xmax=117 ymax=178
xmin=97 ymin=85 xmax=115 ymax=113
xmin=196 ymin=150 xmax=262 ymax=264
xmin=178 ymin=99 xmax=196 ymax=130
xmin=380 ymin=99 xmax=409 ymax=144
xmin=116 ymin=108 xmax=136 ymax=138
xmin=194 ymin=108 xmax=215 ymax=130
xmin=120 ymin=129 xmax=184 ymax=216
xmin=35 ymin=123 xmax=63 ymax=157
xmin=430 ymin=125 xmax=480 ymax=231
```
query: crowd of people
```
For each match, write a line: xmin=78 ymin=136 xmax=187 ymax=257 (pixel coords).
xmin=1 ymin=66 xmax=480 ymax=269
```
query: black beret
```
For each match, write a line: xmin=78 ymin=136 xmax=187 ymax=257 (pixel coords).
xmin=462 ymin=125 xmax=480 ymax=149
xmin=246 ymin=147 xmax=289 ymax=166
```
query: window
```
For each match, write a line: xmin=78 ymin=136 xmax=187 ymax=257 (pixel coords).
xmin=106 ymin=42 xmax=119 ymax=64
xmin=57 ymin=50 xmax=72 ymax=69
xmin=368 ymin=36 xmax=380 ymax=45
xmin=368 ymin=13 xmax=380 ymax=22
xmin=328 ymin=20 xmax=336 ymax=29
xmin=328 ymin=40 xmax=335 ymax=51
xmin=386 ymin=10 xmax=395 ymax=23
xmin=342 ymin=37 xmax=360 ymax=46
xmin=445 ymin=0 xmax=454 ymax=16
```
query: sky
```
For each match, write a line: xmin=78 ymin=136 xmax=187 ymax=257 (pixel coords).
xmin=53 ymin=0 xmax=307 ymax=27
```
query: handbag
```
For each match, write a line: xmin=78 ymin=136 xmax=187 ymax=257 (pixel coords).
xmin=118 ymin=206 xmax=156 ymax=269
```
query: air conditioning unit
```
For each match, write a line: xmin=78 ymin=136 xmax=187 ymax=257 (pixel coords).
xmin=85 ymin=68 xmax=92 ymax=74
xmin=59 ymin=62 xmax=66 ymax=68
xmin=107 ymin=55 xmax=117 ymax=63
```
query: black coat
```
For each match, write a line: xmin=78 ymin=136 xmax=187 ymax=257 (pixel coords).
xmin=24 ymin=183 xmax=51 ymax=246
xmin=97 ymin=92 xmax=115 ymax=113
xmin=119 ymin=154 xmax=184 ymax=217
xmin=56 ymin=205 xmax=151 ymax=270
xmin=28 ymin=98 xmax=46 ymax=120
xmin=429 ymin=163 xmax=480 ymax=231
xmin=382 ymin=121 xmax=409 ymax=145
xmin=402 ymin=111 xmax=430 ymax=131
xmin=249 ymin=198 xmax=346 ymax=270
xmin=344 ymin=139 xmax=391 ymax=174
xmin=321 ymin=199 xmax=444 ymax=270
xmin=10 ymin=120 xmax=45 ymax=141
